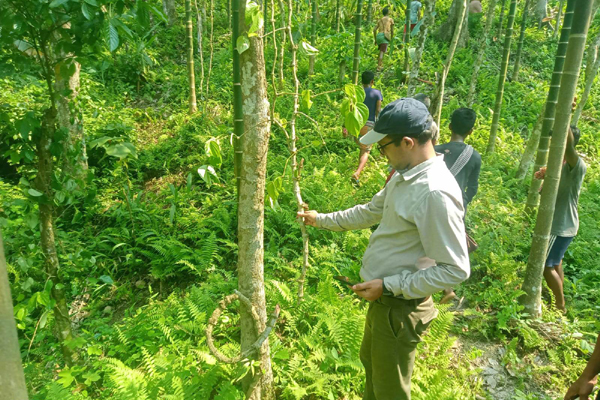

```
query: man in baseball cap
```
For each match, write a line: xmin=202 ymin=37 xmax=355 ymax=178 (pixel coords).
xmin=298 ymin=98 xmax=470 ymax=399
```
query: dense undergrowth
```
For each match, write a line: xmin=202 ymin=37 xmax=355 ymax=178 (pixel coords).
xmin=1 ymin=0 xmax=599 ymax=399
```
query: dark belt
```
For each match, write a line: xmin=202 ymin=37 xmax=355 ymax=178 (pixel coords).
xmin=379 ymin=295 xmax=431 ymax=307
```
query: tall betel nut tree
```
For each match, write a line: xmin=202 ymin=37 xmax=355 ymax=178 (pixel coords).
xmin=520 ymin=0 xmax=593 ymax=317
xmin=352 ymin=0 xmax=364 ymax=84
xmin=236 ymin=1 xmax=275 ymax=398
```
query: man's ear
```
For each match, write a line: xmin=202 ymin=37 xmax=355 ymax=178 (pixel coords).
xmin=402 ymin=136 xmax=416 ymax=149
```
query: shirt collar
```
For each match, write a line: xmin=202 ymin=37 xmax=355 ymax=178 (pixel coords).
xmin=399 ymin=155 xmax=444 ymax=182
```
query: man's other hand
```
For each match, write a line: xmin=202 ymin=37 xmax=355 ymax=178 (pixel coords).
xmin=352 ymin=279 xmax=384 ymax=301
xmin=297 ymin=210 xmax=318 ymax=227
xmin=564 ymin=374 xmax=597 ymax=399
xmin=534 ymin=167 xmax=547 ymax=180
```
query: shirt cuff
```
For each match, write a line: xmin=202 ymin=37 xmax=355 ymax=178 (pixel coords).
xmin=383 ymin=274 xmax=408 ymax=297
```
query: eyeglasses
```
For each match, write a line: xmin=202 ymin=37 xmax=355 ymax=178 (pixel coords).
xmin=378 ymin=140 xmax=395 ymax=155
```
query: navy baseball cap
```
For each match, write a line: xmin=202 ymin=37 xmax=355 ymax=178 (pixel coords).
xmin=360 ymin=98 xmax=433 ymax=145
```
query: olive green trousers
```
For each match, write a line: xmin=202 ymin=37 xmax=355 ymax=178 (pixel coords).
xmin=360 ymin=296 xmax=437 ymax=400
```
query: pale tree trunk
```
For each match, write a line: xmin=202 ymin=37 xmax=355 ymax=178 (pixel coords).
xmin=402 ymin=0 xmax=412 ymax=78
xmin=308 ymin=0 xmax=317 ymax=75
xmin=572 ymin=31 xmax=600 ymax=126
xmin=278 ymin=0 xmax=287 ymax=88
xmin=467 ymin=0 xmax=498 ymax=105
xmin=515 ymin=108 xmax=544 ymax=180
xmin=186 ymin=0 xmax=197 ymax=114
xmin=407 ymin=0 xmax=435 ymax=96
xmin=553 ymin=0 xmax=564 ymax=38
xmin=437 ymin=0 xmax=469 ymax=48
xmin=497 ymin=0 xmax=507 ymax=38
xmin=520 ymin=0 xmax=593 ymax=318
xmin=352 ymin=0 xmax=364 ymax=84
xmin=232 ymin=0 xmax=243 ymax=194
xmin=338 ymin=59 xmax=347 ymax=87
xmin=511 ymin=0 xmax=532 ymax=81
xmin=486 ymin=0 xmax=518 ymax=154
xmin=164 ymin=0 xmax=177 ymax=26
xmin=205 ymin=0 xmax=215 ymax=95
xmin=54 ymin=59 xmax=88 ymax=180
xmin=0 ymin=231 xmax=29 ymax=400
xmin=525 ymin=0 xmax=575 ymax=213
xmin=194 ymin=0 xmax=205 ymax=93
xmin=237 ymin=2 xmax=274 ymax=398
xmin=431 ymin=0 xmax=467 ymax=128
xmin=36 ymin=109 xmax=74 ymax=367
xmin=284 ymin=1 xmax=310 ymax=301
xmin=535 ymin=0 xmax=547 ymax=28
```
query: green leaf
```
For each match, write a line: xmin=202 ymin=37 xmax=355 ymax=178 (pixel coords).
xmin=104 ymin=20 xmax=119 ymax=52
xmin=84 ymin=0 xmax=98 ymax=5
xmin=344 ymin=111 xmax=360 ymax=138
xmin=99 ymin=275 xmax=114 ymax=285
xmin=245 ymin=0 xmax=263 ymax=36
xmin=354 ymin=84 xmax=366 ymax=104
xmin=83 ymin=371 xmax=101 ymax=385
xmin=81 ymin=2 xmax=93 ymax=19
xmin=87 ymin=345 xmax=103 ymax=356
xmin=58 ymin=368 xmax=75 ymax=387
xmin=50 ymin=0 xmax=70 ymax=8
xmin=236 ymin=35 xmax=250 ymax=55
xmin=356 ymin=103 xmax=369 ymax=126
xmin=205 ymin=138 xmax=222 ymax=167
xmin=28 ymin=189 xmax=43 ymax=197
xmin=88 ymin=136 xmax=112 ymax=148
xmin=39 ymin=311 xmax=49 ymax=329
xmin=198 ymin=165 xmax=217 ymax=186
xmin=340 ymin=99 xmax=351 ymax=117
xmin=106 ymin=143 xmax=135 ymax=159
xmin=343 ymin=84 xmax=356 ymax=101
xmin=301 ymin=89 xmax=313 ymax=110
xmin=169 ymin=203 xmax=176 ymax=224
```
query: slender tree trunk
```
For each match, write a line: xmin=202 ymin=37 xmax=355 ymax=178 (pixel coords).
xmin=336 ymin=0 xmax=341 ymax=32
xmin=338 ymin=59 xmax=347 ymax=87
xmin=206 ymin=0 xmax=214 ymax=95
xmin=194 ymin=0 xmax=205 ymax=93
xmin=283 ymin=1 xmax=311 ymax=301
xmin=534 ymin=0 xmax=547 ymax=29
xmin=512 ymin=0 xmax=531 ymax=81
xmin=54 ymin=59 xmax=88 ymax=180
xmin=237 ymin=2 xmax=274 ymax=398
xmin=308 ymin=0 xmax=317 ymax=75
xmin=520 ymin=0 xmax=592 ymax=318
xmin=0 ymin=231 xmax=29 ymax=400
xmin=572 ymin=31 xmax=600 ymax=126
xmin=402 ymin=0 xmax=412 ymax=77
xmin=367 ymin=0 xmax=374 ymax=24
xmin=486 ymin=0 xmax=518 ymax=154
xmin=352 ymin=0 xmax=364 ymax=84
xmin=185 ymin=0 xmax=197 ymax=114
xmin=553 ymin=0 xmax=565 ymax=38
xmin=278 ymin=0 xmax=287 ymax=88
xmin=36 ymin=109 xmax=74 ymax=367
xmin=164 ymin=0 xmax=177 ymax=26
xmin=525 ymin=0 xmax=575 ymax=213
xmin=498 ymin=0 xmax=507 ymax=38
xmin=431 ymin=0 xmax=467 ymax=127
xmin=467 ymin=0 xmax=498 ymax=105
xmin=515 ymin=108 xmax=544 ymax=180
xmin=407 ymin=0 xmax=435 ymax=96
xmin=232 ymin=0 xmax=243 ymax=195
xmin=437 ymin=0 xmax=469 ymax=48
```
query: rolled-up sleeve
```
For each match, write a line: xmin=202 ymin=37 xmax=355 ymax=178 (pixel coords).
xmin=316 ymin=186 xmax=386 ymax=232
xmin=383 ymin=190 xmax=470 ymax=298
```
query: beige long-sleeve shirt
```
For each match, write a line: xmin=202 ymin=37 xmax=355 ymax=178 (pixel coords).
xmin=316 ymin=156 xmax=470 ymax=299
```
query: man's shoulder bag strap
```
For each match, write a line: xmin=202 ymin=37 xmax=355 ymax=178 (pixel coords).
xmin=449 ymin=145 xmax=474 ymax=177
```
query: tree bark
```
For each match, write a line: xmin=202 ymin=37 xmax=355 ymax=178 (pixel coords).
xmin=431 ymin=0 xmax=467 ymax=127
xmin=278 ymin=0 xmax=287 ymax=88
xmin=437 ymin=0 xmax=469 ymax=48
xmin=308 ymin=0 xmax=317 ymax=75
xmin=194 ymin=0 xmax=205 ymax=93
xmin=525 ymin=0 xmax=575 ymax=213
xmin=366 ymin=0 xmax=374 ymax=24
xmin=237 ymin=2 xmax=274 ymax=398
xmin=186 ymin=0 xmax=197 ymax=114
xmin=402 ymin=0 xmax=412 ymax=77
xmin=534 ymin=0 xmax=547 ymax=28
xmin=232 ymin=0 xmax=243 ymax=195
xmin=336 ymin=0 xmax=341 ymax=32
xmin=572 ymin=31 xmax=600 ymax=126
xmin=164 ymin=0 xmax=177 ymax=26
xmin=36 ymin=109 xmax=74 ymax=367
xmin=520 ymin=0 xmax=593 ymax=318
xmin=54 ymin=59 xmax=88 ymax=180
xmin=486 ymin=0 xmax=518 ymax=154
xmin=352 ymin=0 xmax=364 ymax=84
xmin=511 ymin=0 xmax=532 ymax=81
xmin=467 ymin=0 xmax=498 ymax=105
xmin=338 ymin=59 xmax=347 ymax=87
xmin=515 ymin=108 xmax=544 ymax=180
xmin=0 ymin=230 xmax=29 ymax=400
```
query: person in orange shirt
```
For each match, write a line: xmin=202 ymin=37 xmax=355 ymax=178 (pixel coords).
xmin=374 ymin=7 xmax=394 ymax=70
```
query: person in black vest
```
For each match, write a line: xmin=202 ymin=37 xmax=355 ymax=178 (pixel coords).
xmin=435 ymin=108 xmax=481 ymax=304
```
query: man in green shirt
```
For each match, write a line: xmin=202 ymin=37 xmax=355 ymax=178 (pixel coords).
xmin=535 ymin=126 xmax=586 ymax=312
